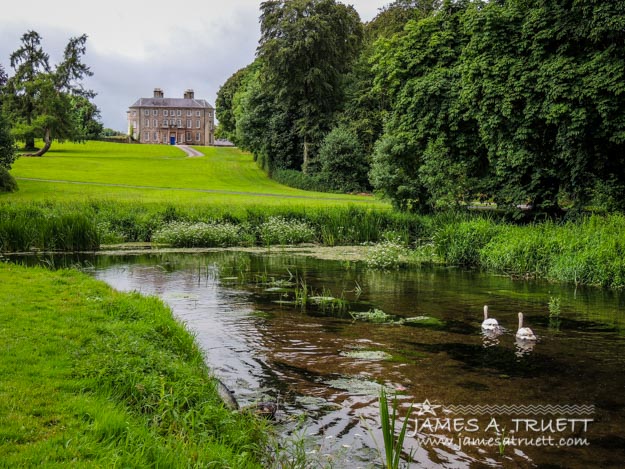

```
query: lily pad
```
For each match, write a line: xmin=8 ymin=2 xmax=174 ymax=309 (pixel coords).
xmin=401 ymin=316 xmax=445 ymax=328
xmin=341 ymin=350 xmax=392 ymax=360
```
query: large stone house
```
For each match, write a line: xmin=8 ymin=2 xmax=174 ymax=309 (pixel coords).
xmin=127 ymin=88 xmax=215 ymax=145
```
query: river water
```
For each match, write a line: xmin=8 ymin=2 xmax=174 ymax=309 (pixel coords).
xmin=13 ymin=250 xmax=625 ymax=467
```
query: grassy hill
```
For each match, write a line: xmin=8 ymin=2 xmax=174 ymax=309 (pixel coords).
xmin=6 ymin=141 xmax=382 ymax=208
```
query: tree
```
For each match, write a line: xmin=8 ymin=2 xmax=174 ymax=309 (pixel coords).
xmin=4 ymin=31 xmax=95 ymax=156
xmin=258 ymin=0 xmax=363 ymax=172
xmin=215 ymin=66 xmax=252 ymax=144
xmin=317 ymin=126 xmax=369 ymax=192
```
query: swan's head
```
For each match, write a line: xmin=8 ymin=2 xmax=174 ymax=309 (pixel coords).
xmin=484 ymin=305 xmax=489 ymax=319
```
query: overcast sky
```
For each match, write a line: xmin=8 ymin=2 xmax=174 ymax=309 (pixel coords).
xmin=1 ymin=0 xmax=387 ymax=132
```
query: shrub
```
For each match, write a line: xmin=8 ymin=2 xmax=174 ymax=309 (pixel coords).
xmin=316 ymin=126 xmax=369 ymax=193
xmin=271 ymin=168 xmax=332 ymax=192
xmin=0 ymin=167 xmax=18 ymax=193
xmin=152 ymin=221 xmax=254 ymax=247
xmin=258 ymin=217 xmax=316 ymax=245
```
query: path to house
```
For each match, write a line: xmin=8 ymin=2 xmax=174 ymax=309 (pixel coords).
xmin=177 ymin=145 xmax=204 ymax=157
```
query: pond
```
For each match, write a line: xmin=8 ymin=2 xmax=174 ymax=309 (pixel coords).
xmin=10 ymin=249 xmax=625 ymax=467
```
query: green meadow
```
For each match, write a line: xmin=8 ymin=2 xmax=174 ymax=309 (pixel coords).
xmin=7 ymin=141 xmax=381 ymax=206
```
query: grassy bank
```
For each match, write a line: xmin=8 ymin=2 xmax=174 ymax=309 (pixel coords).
xmin=7 ymin=141 xmax=380 ymax=206
xmin=434 ymin=213 xmax=625 ymax=288
xmin=0 ymin=263 xmax=265 ymax=467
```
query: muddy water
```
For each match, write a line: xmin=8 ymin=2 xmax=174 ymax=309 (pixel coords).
xmin=14 ymin=250 xmax=625 ymax=467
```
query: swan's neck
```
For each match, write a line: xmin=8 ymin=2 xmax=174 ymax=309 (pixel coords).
xmin=518 ymin=314 xmax=523 ymax=330
xmin=484 ymin=306 xmax=488 ymax=320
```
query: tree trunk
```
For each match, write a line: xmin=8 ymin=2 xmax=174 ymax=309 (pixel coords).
xmin=302 ymin=138 xmax=310 ymax=174
xmin=24 ymin=128 xmax=51 ymax=157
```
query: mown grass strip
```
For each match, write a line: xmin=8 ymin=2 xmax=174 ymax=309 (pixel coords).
xmin=0 ymin=263 xmax=265 ymax=467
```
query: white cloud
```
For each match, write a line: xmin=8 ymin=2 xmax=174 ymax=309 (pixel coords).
xmin=1 ymin=0 xmax=387 ymax=131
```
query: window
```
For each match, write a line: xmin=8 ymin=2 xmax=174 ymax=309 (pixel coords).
xmin=186 ymin=120 xmax=191 ymax=128
xmin=177 ymin=110 xmax=181 ymax=116
xmin=153 ymin=109 xmax=158 ymax=116
xmin=144 ymin=119 xmax=149 ymax=127
xmin=187 ymin=110 xmax=192 ymax=116
xmin=154 ymin=132 xmax=158 ymax=141
xmin=196 ymin=111 xmax=201 ymax=117
xmin=196 ymin=120 xmax=201 ymax=128
xmin=162 ymin=120 xmax=168 ymax=127
xmin=144 ymin=133 xmax=149 ymax=141
xmin=177 ymin=119 xmax=182 ymax=127
xmin=153 ymin=119 xmax=157 ymax=127
xmin=170 ymin=119 xmax=176 ymax=126
xmin=163 ymin=134 xmax=168 ymax=143
xmin=144 ymin=110 xmax=149 ymax=116
xmin=164 ymin=110 xmax=169 ymax=117
xmin=186 ymin=131 xmax=192 ymax=141
xmin=196 ymin=132 xmax=201 ymax=141
xmin=132 ymin=111 xmax=136 ymax=116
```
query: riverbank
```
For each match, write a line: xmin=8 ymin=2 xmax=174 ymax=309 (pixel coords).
xmin=0 ymin=263 xmax=265 ymax=467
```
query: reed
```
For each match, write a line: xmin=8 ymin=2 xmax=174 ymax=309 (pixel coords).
xmin=378 ymin=388 xmax=413 ymax=469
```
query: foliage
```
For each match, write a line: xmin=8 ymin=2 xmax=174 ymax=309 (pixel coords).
xmin=3 ymin=30 xmax=96 ymax=155
xmin=0 ymin=111 xmax=16 ymax=170
xmin=365 ymin=234 xmax=406 ymax=270
xmin=0 ymin=167 xmax=18 ymax=193
xmin=271 ymin=168 xmax=332 ymax=193
xmin=317 ymin=126 xmax=370 ymax=192
xmin=256 ymin=0 xmax=363 ymax=172
xmin=152 ymin=221 xmax=255 ymax=248
xmin=377 ymin=388 xmax=413 ymax=469
xmin=258 ymin=216 xmax=316 ymax=245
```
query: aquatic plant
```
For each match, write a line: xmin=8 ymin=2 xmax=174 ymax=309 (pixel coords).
xmin=350 ymin=309 xmax=394 ymax=323
xmin=365 ymin=240 xmax=405 ymax=270
xmin=378 ymin=388 xmax=413 ymax=469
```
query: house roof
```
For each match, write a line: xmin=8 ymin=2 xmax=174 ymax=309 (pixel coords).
xmin=130 ymin=97 xmax=214 ymax=109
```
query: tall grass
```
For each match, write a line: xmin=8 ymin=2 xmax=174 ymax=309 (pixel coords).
xmin=0 ymin=201 xmax=424 ymax=251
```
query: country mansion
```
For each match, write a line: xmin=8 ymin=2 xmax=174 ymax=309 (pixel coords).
xmin=127 ymin=88 xmax=215 ymax=145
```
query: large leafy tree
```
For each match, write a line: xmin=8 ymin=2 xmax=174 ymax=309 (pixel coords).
xmin=461 ymin=0 xmax=625 ymax=214
xmin=370 ymin=0 xmax=487 ymax=212
xmin=4 ymin=31 xmax=95 ymax=156
xmin=258 ymin=0 xmax=363 ymax=172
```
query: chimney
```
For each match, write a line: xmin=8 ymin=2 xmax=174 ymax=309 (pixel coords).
xmin=154 ymin=88 xmax=164 ymax=98
xmin=184 ymin=89 xmax=195 ymax=99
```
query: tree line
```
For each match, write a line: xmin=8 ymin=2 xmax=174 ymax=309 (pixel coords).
xmin=216 ymin=0 xmax=625 ymax=216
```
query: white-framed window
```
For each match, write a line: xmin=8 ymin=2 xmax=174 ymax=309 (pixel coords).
xmin=170 ymin=119 xmax=176 ymax=126
xmin=177 ymin=110 xmax=181 ymax=116
xmin=196 ymin=132 xmax=201 ymax=141
xmin=152 ymin=109 xmax=158 ymax=116
xmin=144 ymin=110 xmax=149 ymax=116
xmin=177 ymin=119 xmax=182 ymax=127
xmin=132 ymin=111 xmax=136 ymax=116
xmin=162 ymin=120 xmax=168 ymax=127
xmin=196 ymin=111 xmax=201 ymax=117
xmin=163 ymin=134 xmax=168 ymax=143
xmin=164 ymin=110 xmax=169 ymax=117
xmin=186 ymin=131 xmax=192 ymax=141
xmin=153 ymin=119 xmax=157 ymax=127
xmin=196 ymin=120 xmax=201 ymax=128
xmin=145 ymin=119 xmax=150 ymax=127
xmin=144 ymin=132 xmax=149 ymax=141
xmin=186 ymin=119 xmax=191 ymax=128
xmin=187 ymin=110 xmax=192 ymax=116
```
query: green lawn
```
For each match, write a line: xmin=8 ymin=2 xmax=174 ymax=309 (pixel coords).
xmin=0 ymin=263 xmax=265 ymax=467
xmin=6 ymin=141 xmax=383 ymax=207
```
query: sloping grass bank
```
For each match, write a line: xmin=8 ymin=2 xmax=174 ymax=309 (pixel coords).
xmin=0 ymin=263 xmax=264 ymax=467
xmin=434 ymin=214 xmax=625 ymax=288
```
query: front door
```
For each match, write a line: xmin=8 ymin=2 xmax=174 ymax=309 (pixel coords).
xmin=170 ymin=135 xmax=176 ymax=145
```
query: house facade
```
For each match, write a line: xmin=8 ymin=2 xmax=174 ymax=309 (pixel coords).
xmin=127 ymin=88 xmax=215 ymax=145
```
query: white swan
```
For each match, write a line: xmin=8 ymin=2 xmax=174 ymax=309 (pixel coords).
xmin=481 ymin=305 xmax=499 ymax=331
xmin=516 ymin=312 xmax=536 ymax=341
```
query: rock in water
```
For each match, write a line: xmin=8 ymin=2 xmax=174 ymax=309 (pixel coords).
xmin=215 ymin=379 xmax=239 ymax=410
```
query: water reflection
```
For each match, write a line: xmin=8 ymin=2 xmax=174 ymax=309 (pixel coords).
xmin=6 ymin=250 xmax=625 ymax=467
